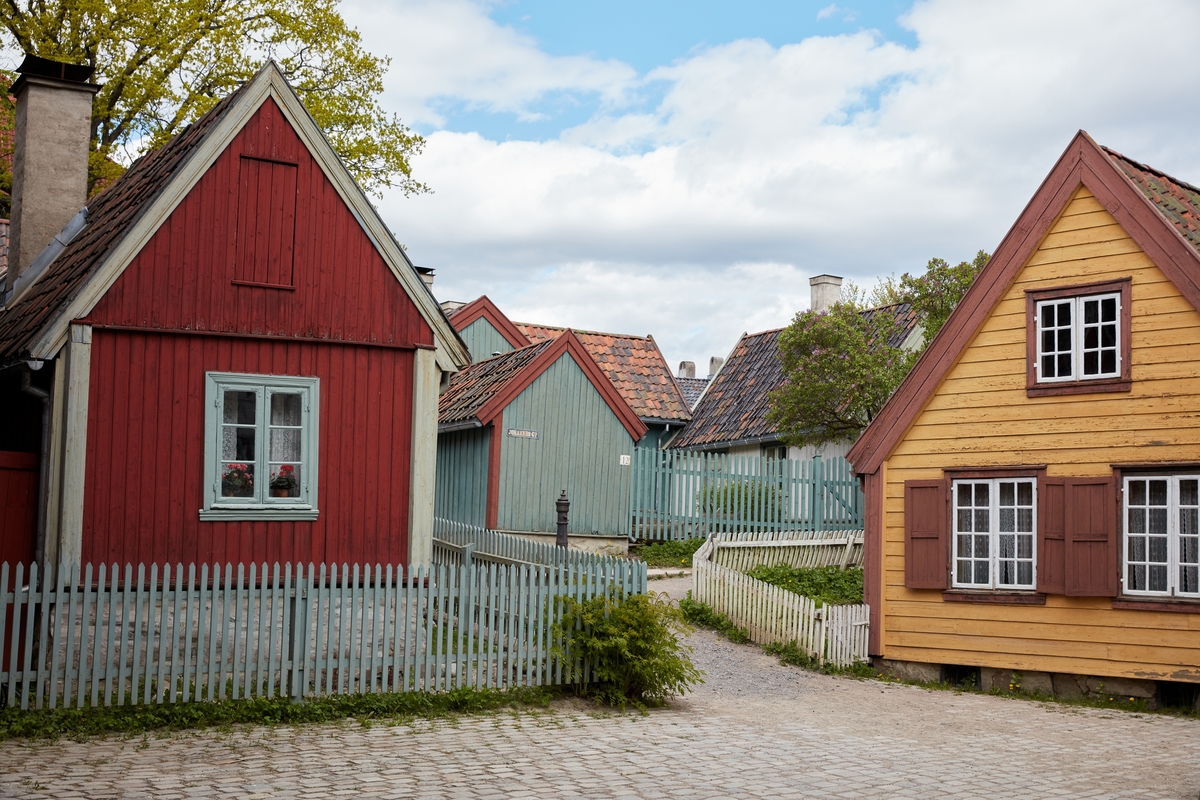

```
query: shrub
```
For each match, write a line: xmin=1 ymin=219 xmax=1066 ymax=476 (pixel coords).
xmin=553 ymin=590 xmax=703 ymax=710
xmin=747 ymin=564 xmax=863 ymax=607
xmin=632 ymin=537 xmax=707 ymax=567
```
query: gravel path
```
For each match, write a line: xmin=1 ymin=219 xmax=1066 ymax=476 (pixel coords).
xmin=0 ymin=575 xmax=1196 ymax=799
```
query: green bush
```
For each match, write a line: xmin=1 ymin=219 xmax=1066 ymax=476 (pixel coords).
xmin=696 ymin=480 xmax=788 ymax=522
xmin=747 ymin=564 xmax=863 ymax=607
xmin=632 ymin=537 xmax=707 ymax=567
xmin=554 ymin=590 xmax=703 ymax=710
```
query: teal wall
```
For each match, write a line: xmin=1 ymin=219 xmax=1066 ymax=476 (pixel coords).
xmin=460 ymin=318 xmax=517 ymax=362
xmin=498 ymin=353 xmax=634 ymax=536
xmin=435 ymin=426 xmax=490 ymax=528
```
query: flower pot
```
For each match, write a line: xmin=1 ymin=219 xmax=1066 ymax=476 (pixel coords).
xmin=271 ymin=487 xmax=291 ymax=498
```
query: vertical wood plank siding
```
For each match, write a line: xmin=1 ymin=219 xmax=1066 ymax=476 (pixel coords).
xmin=497 ymin=353 xmax=634 ymax=535
xmin=434 ymin=428 xmax=490 ymax=528
xmin=82 ymin=97 xmax=433 ymax=349
xmin=883 ymin=186 xmax=1200 ymax=681
xmin=81 ymin=330 xmax=415 ymax=568
xmin=459 ymin=318 xmax=517 ymax=362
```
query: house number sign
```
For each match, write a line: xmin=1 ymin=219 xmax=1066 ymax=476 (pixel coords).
xmin=507 ymin=428 xmax=539 ymax=439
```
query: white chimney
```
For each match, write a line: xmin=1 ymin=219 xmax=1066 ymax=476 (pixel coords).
xmin=7 ymin=55 xmax=99 ymax=289
xmin=708 ymin=356 xmax=724 ymax=377
xmin=677 ymin=361 xmax=696 ymax=379
xmin=809 ymin=274 xmax=843 ymax=313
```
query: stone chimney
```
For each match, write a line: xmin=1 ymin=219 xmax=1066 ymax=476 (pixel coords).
xmin=7 ymin=55 xmax=100 ymax=287
xmin=415 ymin=266 xmax=434 ymax=289
xmin=708 ymin=356 xmax=724 ymax=377
xmin=809 ymin=274 xmax=843 ymax=313
xmin=677 ymin=361 xmax=696 ymax=379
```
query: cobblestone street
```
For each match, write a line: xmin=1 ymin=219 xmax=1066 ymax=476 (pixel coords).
xmin=0 ymin=580 xmax=1197 ymax=799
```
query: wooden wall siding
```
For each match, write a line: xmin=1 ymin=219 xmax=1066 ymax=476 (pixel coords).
xmin=460 ymin=318 xmax=517 ymax=362
xmin=0 ymin=452 xmax=38 ymax=567
xmin=81 ymin=330 xmax=415 ymax=568
xmin=234 ymin=156 xmax=298 ymax=287
xmin=497 ymin=353 xmax=633 ymax=536
xmin=434 ymin=427 xmax=490 ymax=528
xmin=882 ymin=185 xmax=1200 ymax=681
xmin=83 ymin=98 xmax=433 ymax=348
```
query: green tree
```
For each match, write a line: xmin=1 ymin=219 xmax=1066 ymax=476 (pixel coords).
xmin=0 ymin=0 xmax=426 ymax=198
xmin=897 ymin=250 xmax=990 ymax=344
xmin=768 ymin=299 xmax=920 ymax=448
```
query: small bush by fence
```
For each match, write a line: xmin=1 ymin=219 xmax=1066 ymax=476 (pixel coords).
xmin=691 ymin=533 xmax=869 ymax=668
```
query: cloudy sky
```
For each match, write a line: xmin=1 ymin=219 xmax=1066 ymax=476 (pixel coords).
xmin=341 ymin=0 xmax=1200 ymax=372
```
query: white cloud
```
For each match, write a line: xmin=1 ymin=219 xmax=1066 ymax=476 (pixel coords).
xmin=355 ymin=0 xmax=1200 ymax=370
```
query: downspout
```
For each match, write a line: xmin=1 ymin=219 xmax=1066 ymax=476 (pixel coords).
xmin=20 ymin=360 xmax=51 ymax=565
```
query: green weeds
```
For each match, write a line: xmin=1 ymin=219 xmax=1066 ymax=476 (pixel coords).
xmin=746 ymin=564 xmax=864 ymax=607
xmin=632 ymin=538 xmax=707 ymax=568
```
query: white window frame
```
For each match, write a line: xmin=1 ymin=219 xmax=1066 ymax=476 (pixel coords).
xmin=951 ymin=478 xmax=1038 ymax=591
xmin=1121 ymin=475 xmax=1200 ymax=599
xmin=201 ymin=372 xmax=319 ymax=521
xmin=1034 ymin=292 xmax=1122 ymax=384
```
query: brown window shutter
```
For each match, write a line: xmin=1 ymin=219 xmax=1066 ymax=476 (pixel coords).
xmin=234 ymin=156 xmax=299 ymax=286
xmin=1037 ymin=475 xmax=1066 ymax=594
xmin=904 ymin=479 xmax=948 ymax=590
xmin=1064 ymin=476 xmax=1119 ymax=597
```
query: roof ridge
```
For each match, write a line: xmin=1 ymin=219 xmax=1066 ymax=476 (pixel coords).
xmin=514 ymin=320 xmax=652 ymax=341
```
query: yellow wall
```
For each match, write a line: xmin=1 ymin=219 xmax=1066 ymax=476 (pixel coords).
xmin=882 ymin=185 xmax=1200 ymax=681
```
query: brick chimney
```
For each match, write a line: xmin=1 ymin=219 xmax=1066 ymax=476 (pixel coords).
xmin=7 ymin=55 xmax=100 ymax=287
xmin=809 ymin=274 xmax=843 ymax=313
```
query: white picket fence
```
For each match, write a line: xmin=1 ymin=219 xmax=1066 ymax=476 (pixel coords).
xmin=691 ymin=534 xmax=869 ymax=668
xmin=709 ymin=529 xmax=864 ymax=573
xmin=0 ymin=538 xmax=646 ymax=711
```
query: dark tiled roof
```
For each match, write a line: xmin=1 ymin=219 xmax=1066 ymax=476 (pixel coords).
xmin=670 ymin=302 xmax=921 ymax=450
xmin=676 ymin=376 xmax=709 ymax=409
xmin=0 ymin=84 xmax=245 ymax=362
xmin=1103 ymin=147 xmax=1200 ymax=255
xmin=513 ymin=323 xmax=691 ymax=424
xmin=438 ymin=340 xmax=553 ymax=425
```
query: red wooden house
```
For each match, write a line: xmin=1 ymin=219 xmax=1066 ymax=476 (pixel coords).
xmin=0 ymin=59 xmax=469 ymax=570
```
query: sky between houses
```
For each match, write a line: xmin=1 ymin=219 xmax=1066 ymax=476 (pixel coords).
xmin=348 ymin=0 xmax=1200 ymax=373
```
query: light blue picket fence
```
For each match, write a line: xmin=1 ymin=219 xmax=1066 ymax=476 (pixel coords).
xmin=0 ymin=523 xmax=646 ymax=711
xmin=629 ymin=449 xmax=863 ymax=540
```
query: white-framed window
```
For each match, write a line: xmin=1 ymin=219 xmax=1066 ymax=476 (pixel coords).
xmin=952 ymin=478 xmax=1037 ymax=590
xmin=201 ymin=372 xmax=319 ymax=521
xmin=1123 ymin=476 xmax=1200 ymax=598
xmin=1035 ymin=292 xmax=1121 ymax=383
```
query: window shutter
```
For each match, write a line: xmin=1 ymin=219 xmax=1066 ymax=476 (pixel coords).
xmin=1037 ymin=475 xmax=1066 ymax=594
xmin=234 ymin=156 xmax=299 ymax=287
xmin=904 ymin=479 xmax=948 ymax=590
xmin=1064 ymin=476 xmax=1118 ymax=597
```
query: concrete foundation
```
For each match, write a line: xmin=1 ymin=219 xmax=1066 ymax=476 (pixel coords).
xmin=875 ymin=658 xmax=942 ymax=683
xmin=499 ymin=530 xmax=629 ymax=556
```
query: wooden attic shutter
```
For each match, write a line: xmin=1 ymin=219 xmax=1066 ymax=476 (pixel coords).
xmin=1064 ymin=476 xmax=1119 ymax=597
xmin=1037 ymin=476 xmax=1067 ymax=595
xmin=234 ymin=155 xmax=299 ymax=287
xmin=904 ymin=479 xmax=948 ymax=589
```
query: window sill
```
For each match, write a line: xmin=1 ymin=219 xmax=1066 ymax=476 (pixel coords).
xmin=942 ymin=591 xmax=1046 ymax=605
xmin=1112 ymin=598 xmax=1200 ymax=614
xmin=199 ymin=506 xmax=318 ymax=521
xmin=1026 ymin=379 xmax=1130 ymax=398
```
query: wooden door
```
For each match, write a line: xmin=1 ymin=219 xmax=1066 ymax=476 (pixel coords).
xmin=0 ymin=451 xmax=38 ymax=568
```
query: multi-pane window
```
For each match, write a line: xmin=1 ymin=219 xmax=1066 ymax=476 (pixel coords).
xmin=202 ymin=372 xmax=319 ymax=520
xmin=1036 ymin=293 xmax=1120 ymax=383
xmin=952 ymin=479 xmax=1036 ymax=590
xmin=1124 ymin=477 xmax=1200 ymax=598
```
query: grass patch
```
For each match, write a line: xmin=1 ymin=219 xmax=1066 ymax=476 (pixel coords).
xmin=0 ymin=685 xmax=557 ymax=741
xmin=745 ymin=565 xmax=864 ymax=607
xmin=632 ymin=538 xmax=706 ymax=568
xmin=678 ymin=593 xmax=750 ymax=644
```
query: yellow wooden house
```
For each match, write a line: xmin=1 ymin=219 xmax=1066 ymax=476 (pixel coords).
xmin=848 ymin=131 xmax=1200 ymax=701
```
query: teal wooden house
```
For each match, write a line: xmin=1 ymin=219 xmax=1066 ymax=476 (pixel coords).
xmin=436 ymin=331 xmax=647 ymax=538
xmin=446 ymin=296 xmax=692 ymax=449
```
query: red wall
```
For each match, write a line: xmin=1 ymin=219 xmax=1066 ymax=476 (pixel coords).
xmin=81 ymin=331 xmax=415 ymax=568
xmin=76 ymin=96 xmax=433 ymax=568
xmin=85 ymin=98 xmax=433 ymax=349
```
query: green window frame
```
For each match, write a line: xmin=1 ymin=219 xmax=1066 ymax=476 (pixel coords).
xmin=200 ymin=371 xmax=320 ymax=521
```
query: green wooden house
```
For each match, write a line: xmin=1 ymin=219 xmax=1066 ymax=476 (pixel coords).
xmin=436 ymin=330 xmax=647 ymax=543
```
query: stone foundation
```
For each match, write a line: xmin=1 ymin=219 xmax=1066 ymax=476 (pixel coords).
xmin=498 ymin=530 xmax=629 ymax=556
xmin=876 ymin=658 xmax=1165 ymax=706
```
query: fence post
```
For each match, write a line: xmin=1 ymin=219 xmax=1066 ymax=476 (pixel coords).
xmin=462 ymin=543 xmax=475 ymax=567
xmin=813 ymin=455 xmax=825 ymax=533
